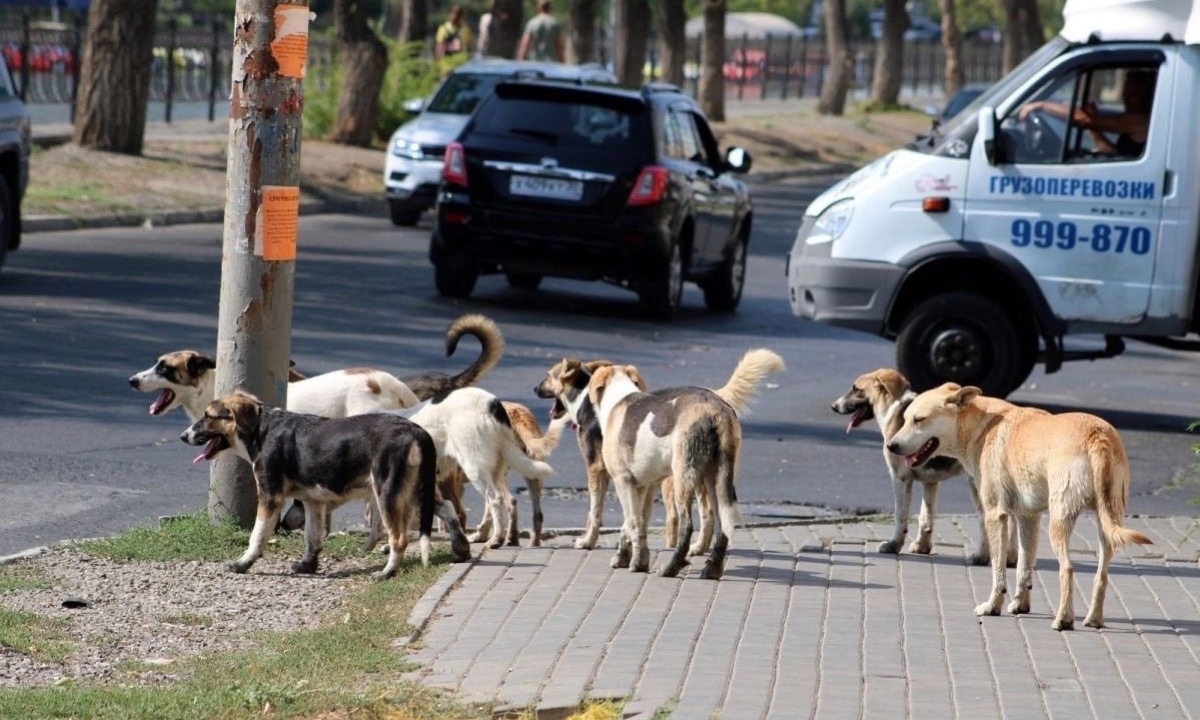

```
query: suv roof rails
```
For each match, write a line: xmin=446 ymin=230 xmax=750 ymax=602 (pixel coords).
xmin=511 ymin=69 xmax=547 ymax=80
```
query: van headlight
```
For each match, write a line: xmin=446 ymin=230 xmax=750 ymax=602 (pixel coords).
xmin=806 ymin=200 xmax=853 ymax=245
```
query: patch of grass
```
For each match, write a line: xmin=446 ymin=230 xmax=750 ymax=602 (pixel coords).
xmin=567 ymin=699 xmax=624 ymax=720
xmin=0 ymin=606 xmax=71 ymax=662
xmin=0 ymin=565 xmax=50 ymax=593
xmin=78 ymin=510 xmax=250 ymax=562
xmin=0 ymin=540 xmax=483 ymax=719
xmin=24 ymin=183 xmax=125 ymax=215
xmin=650 ymin=700 xmax=677 ymax=720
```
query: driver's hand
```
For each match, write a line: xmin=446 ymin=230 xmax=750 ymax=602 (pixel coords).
xmin=1018 ymin=102 xmax=1039 ymax=120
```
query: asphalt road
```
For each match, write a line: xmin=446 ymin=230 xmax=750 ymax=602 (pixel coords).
xmin=2 ymin=175 xmax=1198 ymax=556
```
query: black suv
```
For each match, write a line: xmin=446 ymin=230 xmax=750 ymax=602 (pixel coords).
xmin=431 ymin=81 xmax=753 ymax=317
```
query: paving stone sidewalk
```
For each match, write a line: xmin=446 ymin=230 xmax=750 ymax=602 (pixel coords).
xmin=403 ymin=515 xmax=1200 ymax=720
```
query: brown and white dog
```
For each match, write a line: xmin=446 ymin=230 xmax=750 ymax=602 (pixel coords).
xmin=371 ymin=387 xmax=557 ymax=551
xmin=536 ymin=358 xmax=695 ymax=552
xmin=180 ymin=391 xmax=471 ymax=580
xmin=587 ymin=349 xmax=786 ymax=580
xmin=830 ymin=368 xmax=1004 ymax=564
xmin=887 ymin=383 xmax=1153 ymax=630
xmin=441 ymin=402 xmax=567 ymax=547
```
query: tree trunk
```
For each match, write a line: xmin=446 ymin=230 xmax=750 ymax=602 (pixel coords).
xmin=488 ymin=0 xmax=523 ymax=59
xmin=380 ymin=0 xmax=403 ymax=37
xmin=567 ymin=0 xmax=597 ymax=64
xmin=332 ymin=0 xmax=388 ymax=147
xmin=817 ymin=0 xmax=852 ymax=116
xmin=1018 ymin=0 xmax=1043 ymax=56
xmin=1001 ymin=0 xmax=1022 ymax=73
xmin=614 ymin=0 xmax=650 ymax=87
xmin=72 ymin=0 xmax=158 ymax=155
xmin=400 ymin=0 xmax=428 ymax=44
xmin=698 ymin=0 xmax=725 ymax=122
xmin=939 ymin=0 xmax=964 ymax=97
xmin=869 ymin=0 xmax=908 ymax=107
xmin=656 ymin=0 xmax=686 ymax=87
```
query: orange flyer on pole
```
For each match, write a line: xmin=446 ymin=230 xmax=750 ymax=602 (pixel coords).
xmin=261 ymin=186 xmax=300 ymax=261
xmin=272 ymin=5 xmax=310 ymax=79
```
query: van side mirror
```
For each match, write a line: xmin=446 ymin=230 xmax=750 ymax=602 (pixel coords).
xmin=977 ymin=106 xmax=999 ymax=166
xmin=403 ymin=97 xmax=426 ymax=114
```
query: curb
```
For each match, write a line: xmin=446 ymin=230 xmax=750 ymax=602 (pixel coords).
xmin=398 ymin=555 xmax=476 ymax=651
xmin=24 ymin=197 xmax=389 ymax=235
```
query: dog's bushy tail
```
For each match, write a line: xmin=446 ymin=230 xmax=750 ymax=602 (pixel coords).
xmin=504 ymin=401 xmax=567 ymax=461
xmin=445 ymin=314 xmax=505 ymax=388
xmin=1090 ymin=428 xmax=1152 ymax=550
xmin=713 ymin=348 xmax=786 ymax=415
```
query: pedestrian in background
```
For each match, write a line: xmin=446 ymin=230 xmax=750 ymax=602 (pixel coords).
xmin=517 ymin=0 xmax=564 ymax=62
xmin=477 ymin=10 xmax=493 ymax=57
xmin=435 ymin=5 xmax=474 ymax=61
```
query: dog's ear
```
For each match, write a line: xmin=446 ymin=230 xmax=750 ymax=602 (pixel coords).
xmin=950 ymin=385 xmax=981 ymax=408
xmin=287 ymin=359 xmax=307 ymax=383
xmin=187 ymin=353 xmax=217 ymax=383
xmin=587 ymin=365 xmax=615 ymax=406
xmin=582 ymin=359 xmax=614 ymax=374
xmin=624 ymin=366 xmax=648 ymax=392
xmin=874 ymin=370 xmax=908 ymax=400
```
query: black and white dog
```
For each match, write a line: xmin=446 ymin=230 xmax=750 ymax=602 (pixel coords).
xmin=181 ymin=391 xmax=471 ymax=580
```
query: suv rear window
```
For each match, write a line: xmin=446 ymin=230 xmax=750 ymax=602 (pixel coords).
xmin=426 ymin=72 xmax=505 ymax=115
xmin=471 ymin=85 xmax=650 ymax=153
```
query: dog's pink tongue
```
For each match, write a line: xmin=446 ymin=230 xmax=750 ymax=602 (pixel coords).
xmin=845 ymin=407 xmax=867 ymax=434
xmin=192 ymin=451 xmax=207 ymax=465
xmin=904 ymin=454 xmax=919 ymax=468
xmin=149 ymin=389 xmax=174 ymax=415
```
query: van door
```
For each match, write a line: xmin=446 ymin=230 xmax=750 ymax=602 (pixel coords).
xmin=962 ymin=48 xmax=1169 ymax=324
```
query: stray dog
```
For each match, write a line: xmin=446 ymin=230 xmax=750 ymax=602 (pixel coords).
xmin=831 ymin=368 xmax=1005 ymax=564
xmin=130 ymin=313 xmax=506 ymax=530
xmin=371 ymin=387 xmax=556 ymax=551
xmin=444 ymin=401 xmax=567 ymax=547
xmin=180 ymin=391 xmax=471 ymax=580
xmin=588 ymin=349 xmax=786 ymax=580
xmin=536 ymin=358 xmax=693 ymax=551
xmin=887 ymin=383 xmax=1153 ymax=630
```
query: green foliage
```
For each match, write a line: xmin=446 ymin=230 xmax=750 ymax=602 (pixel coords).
xmin=78 ymin=510 xmax=251 ymax=563
xmin=0 ymin=607 xmax=70 ymax=663
xmin=0 ymin=566 xmax=50 ymax=593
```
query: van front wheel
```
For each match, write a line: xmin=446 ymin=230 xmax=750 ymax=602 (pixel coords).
xmin=895 ymin=292 xmax=1033 ymax=398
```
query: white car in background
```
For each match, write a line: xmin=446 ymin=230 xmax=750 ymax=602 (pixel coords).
xmin=383 ymin=58 xmax=615 ymax=226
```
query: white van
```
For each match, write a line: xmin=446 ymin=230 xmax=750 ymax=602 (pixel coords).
xmin=787 ymin=0 xmax=1200 ymax=397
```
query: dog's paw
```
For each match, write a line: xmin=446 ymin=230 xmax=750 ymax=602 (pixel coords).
xmin=1083 ymin=613 xmax=1104 ymax=629
xmin=370 ymin=569 xmax=396 ymax=582
xmin=877 ymin=540 xmax=902 ymax=555
xmin=906 ymin=540 xmax=933 ymax=555
xmin=610 ymin=554 xmax=630 ymax=569
xmin=974 ymin=601 xmax=1002 ymax=617
xmin=700 ymin=558 xmax=724 ymax=581
xmin=687 ymin=542 xmax=708 ymax=557
xmin=291 ymin=559 xmax=318 ymax=575
xmin=226 ymin=561 xmax=251 ymax=574
xmin=967 ymin=550 xmax=991 ymax=566
xmin=1052 ymin=616 xmax=1075 ymax=632
xmin=656 ymin=559 xmax=688 ymax=578
xmin=467 ymin=531 xmax=486 ymax=544
xmin=1006 ymin=599 xmax=1031 ymax=615
xmin=574 ymin=536 xmax=598 ymax=550
xmin=450 ymin=536 xmax=473 ymax=563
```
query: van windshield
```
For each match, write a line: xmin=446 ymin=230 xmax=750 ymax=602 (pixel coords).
xmin=922 ymin=36 xmax=1071 ymax=154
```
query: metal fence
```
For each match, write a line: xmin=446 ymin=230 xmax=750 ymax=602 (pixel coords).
xmin=0 ymin=14 xmax=1004 ymax=119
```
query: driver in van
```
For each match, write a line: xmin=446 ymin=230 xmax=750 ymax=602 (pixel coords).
xmin=1017 ymin=69 xmax=1155 ymax=158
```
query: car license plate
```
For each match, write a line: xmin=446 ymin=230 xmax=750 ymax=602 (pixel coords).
xmin=509 ymin=174 xmax=583 ymax=201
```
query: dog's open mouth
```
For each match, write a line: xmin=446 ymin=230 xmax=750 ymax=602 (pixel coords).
xmin=149 ymin=389 xmax=175 ymax=415
xmin=192 ymin=436 xmax=229 ymax=464
xmin=549 ymin=398 xmax=566 ymax=422
xmin=904 ymin=438 xmax=940 ymax=468
xmin=845 ymin=406 xmax=872 ymax=433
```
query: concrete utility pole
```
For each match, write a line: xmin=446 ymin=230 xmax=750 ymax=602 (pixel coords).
xmin=210 ymin=0 xmax=310 ymax=526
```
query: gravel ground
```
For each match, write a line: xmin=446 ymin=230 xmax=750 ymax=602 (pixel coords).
xmin=0 ymin=543 xmax=379 ymax=688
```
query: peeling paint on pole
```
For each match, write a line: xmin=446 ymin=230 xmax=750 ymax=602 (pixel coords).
xmin=211 ymin=0 xmax=309 ymax=527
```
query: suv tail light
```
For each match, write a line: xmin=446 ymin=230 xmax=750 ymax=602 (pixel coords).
xmin=443 ymin=142 xmax=468 ymax=187
xmin=627 ymin=165 xmax=669 ymax=207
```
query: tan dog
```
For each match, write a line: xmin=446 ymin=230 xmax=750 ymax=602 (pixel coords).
xmin=442 ymin=401 xmax=567 ymax=547
xmin=831 ymin=368 xmax=1009 ymax=565
xmin=588 ymin=349 xmax=785 ymax=580
xmin=887 ymin=383 xmax=1153 ymax=630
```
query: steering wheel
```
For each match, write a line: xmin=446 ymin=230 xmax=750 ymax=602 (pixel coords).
xmin=1019 ymin=109 xmax=1063 ymax=162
